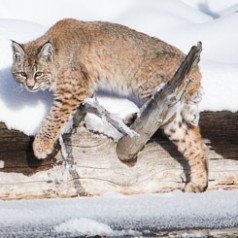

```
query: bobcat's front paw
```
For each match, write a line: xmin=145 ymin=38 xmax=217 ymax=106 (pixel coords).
xmin=33 ymin=136 xmax=54 ymax=159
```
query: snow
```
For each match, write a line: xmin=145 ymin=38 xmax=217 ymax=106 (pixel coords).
xmin=0 ymin=190 xmax=237 ymax=236
xmin=54 ymin=218 xmax=113 ymax=236
xmin=0 ymin=0 xmax=238 ymax=135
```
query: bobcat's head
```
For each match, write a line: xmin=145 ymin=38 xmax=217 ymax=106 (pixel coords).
xmin=11 ymin=41 xmax=57 ymax=92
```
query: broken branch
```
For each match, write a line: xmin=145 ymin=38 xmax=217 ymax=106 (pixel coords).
xmin=82 ymin=97 xmax=139 ymax=140
xmin=116 ymin=42 xmax=202 ymax=163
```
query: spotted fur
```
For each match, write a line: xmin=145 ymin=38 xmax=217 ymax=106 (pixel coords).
xmin=11 ymin=18 xmax=208 ymax=192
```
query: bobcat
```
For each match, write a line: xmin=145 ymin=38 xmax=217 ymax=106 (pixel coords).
xmin=11 ymin=18 xmax=208 ymax=192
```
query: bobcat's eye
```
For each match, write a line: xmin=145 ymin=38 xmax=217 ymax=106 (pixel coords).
xmin=19 ymin=72 xmax=27 ymax=78
xmin=34 ymin=72 xmax=43 ymax=79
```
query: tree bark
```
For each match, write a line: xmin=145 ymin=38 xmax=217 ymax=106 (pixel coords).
xmin=116 ymin=42 xmax=202 ymax=163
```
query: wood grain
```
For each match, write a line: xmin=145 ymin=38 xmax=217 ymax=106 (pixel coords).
xmin=0 ymin=111 xmax=238 ymax=200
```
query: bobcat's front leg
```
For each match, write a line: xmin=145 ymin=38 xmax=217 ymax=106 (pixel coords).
xmin=33 ymin=93 xmax=83 ymax=159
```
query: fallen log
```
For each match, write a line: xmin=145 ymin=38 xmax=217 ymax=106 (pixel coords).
xmin=0 ymin=110 xmax=238 ymax=200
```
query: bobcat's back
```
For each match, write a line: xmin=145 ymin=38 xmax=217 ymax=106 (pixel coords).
xmin=25 ymin=19 xmax=194 ymax=102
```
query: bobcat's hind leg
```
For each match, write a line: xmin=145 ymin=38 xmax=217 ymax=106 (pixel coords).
xmin=162 ymin=102 xmax=208 ymax=192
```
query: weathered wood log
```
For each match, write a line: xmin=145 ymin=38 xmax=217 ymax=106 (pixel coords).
xmin=116 ymin=42 xmax=202 ymax=162
xmin=0 ymin=111 xmax=238 ymax=200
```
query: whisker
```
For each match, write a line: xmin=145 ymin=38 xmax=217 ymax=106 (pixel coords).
xmin=15 ymin=86 xmax=25 ymax=96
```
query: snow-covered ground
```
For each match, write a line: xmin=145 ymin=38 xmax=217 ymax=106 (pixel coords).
xmin=0 ymin=0 xmax=238 ymax=135
xmin=0 ymin=190 xmax=238 ymax=237
xmin=1 ymin=0 xmax=238 ymax=236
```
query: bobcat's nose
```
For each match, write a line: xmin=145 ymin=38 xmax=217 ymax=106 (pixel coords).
xmin=27 ymin=84 xmax=36 ymax=91
xmin=27 ymin=84 xmax=40 ymax=92
xmin=26 ymin=79 xmax=36 ymax=90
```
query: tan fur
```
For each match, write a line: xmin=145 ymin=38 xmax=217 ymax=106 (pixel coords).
xmin=11 ymin=18 xmax=208 ymax=192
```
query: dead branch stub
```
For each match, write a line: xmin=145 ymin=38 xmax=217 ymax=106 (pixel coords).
xmin=116 ymin=42 xmax=202 ymax=163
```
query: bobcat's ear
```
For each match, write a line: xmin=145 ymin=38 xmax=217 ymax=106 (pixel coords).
xmin=11 ymin=41 xmax=25 ymax=61
xmin=38 ymin=41 xmax=54 ymax=61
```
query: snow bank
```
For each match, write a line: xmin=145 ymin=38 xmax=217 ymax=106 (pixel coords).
xmin=0 ymin=190 xmax=237 ymax=236
xmin=0 ymin=0 xmax=238 ymax=135
xmin=0 ymin=20 xmax=53 ymax=135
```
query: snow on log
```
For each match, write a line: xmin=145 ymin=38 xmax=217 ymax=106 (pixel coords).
xmin=0 ymin=110 xmax=238 ymax=200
